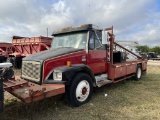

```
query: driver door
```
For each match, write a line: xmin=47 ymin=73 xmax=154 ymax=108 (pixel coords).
xmin=87 ymin=30 xmax=107 ymax=74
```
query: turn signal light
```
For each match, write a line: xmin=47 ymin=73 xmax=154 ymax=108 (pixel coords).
xmin=67 ymin=61 xmax=72 ymax=67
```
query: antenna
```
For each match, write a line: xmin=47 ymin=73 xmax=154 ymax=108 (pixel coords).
xmin=46 ymin=28 xmax=48 ymax=37
xmin=88 ymin=4 xmax=90 ymax=23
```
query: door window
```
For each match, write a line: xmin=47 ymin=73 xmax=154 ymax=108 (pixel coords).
xmin=89 ymin=31 xmax=95 ymax=50
xmin=95 ymin=30 xmax=102 ymax=48
xmin=89 ymin=30 xmax=106 ymax=50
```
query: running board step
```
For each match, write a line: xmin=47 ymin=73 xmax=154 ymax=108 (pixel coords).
xmin=96 ymin=80 xmax=112 ymax=87
xmin=95 ymin=74 xmax=112 ymax=87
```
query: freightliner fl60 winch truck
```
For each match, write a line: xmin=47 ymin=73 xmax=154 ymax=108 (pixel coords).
xmin=0 ymin=24 xmax=147 ymax=112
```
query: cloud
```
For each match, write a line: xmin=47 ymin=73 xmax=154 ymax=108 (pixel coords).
xmin=41 ymin=1 xmax=73 ymax=30
xmin=0 ymin=0 xmax=159 ymax=47
xmin=127 ymin=13 xmax=160 ymax=47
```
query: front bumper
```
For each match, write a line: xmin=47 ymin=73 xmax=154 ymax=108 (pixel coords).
xmin=3 ymin=76 xmax=65 ymax=103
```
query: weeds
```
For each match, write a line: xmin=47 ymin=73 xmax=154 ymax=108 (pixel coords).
xmin=0 ymin=66 xmax=160 ymax=120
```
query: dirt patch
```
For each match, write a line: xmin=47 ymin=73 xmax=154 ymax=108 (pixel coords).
xmin=147 ymin=60 xmax=160 ymax=66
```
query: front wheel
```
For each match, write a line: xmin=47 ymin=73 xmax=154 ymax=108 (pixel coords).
xmin=66 ymin=73 xmax=93 ymax=107
xmin=134 ymin=64 xmax=142 ymax=80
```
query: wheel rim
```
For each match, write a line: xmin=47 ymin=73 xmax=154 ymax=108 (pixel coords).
xmin=76 ymin=80 xmax=90 ymax=102
xmin=137 ymin=68 xmax=141 ymax=78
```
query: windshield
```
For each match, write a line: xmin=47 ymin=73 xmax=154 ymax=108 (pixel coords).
xmin=51 ymin=32 xmax=87 ymax=49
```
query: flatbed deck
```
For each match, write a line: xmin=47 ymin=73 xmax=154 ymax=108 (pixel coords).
xmin=108 ymin=59 xmax=147 ymax=81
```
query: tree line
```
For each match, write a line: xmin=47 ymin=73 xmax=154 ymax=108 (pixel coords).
xmin=136 ymin=46 xmax=160 ymax=55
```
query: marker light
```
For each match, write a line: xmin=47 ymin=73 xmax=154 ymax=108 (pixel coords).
xmin=67 ymin=61 xmax=72 ymax=67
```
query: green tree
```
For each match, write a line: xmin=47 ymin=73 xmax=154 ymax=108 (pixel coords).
xmin=136 ymin=45 xmax=150 ymax=52
xmin=151 ymin=46 xmax=160 ymax=54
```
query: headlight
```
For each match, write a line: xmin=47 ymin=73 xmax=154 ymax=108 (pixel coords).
xmin=53 ymin=72 xmax=62 ymax=81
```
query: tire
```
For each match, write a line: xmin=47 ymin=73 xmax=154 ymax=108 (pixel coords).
xmin=13 ymin=57 xmax=22 ymax=69
xmin=65 ymin=73 xmax=93 ymax=107
xmin=4 ymin=57 xmax=7 ymax=62
xmin=10 ymin=58 xmax=14 ymax=66
xmin=0 ymin=56 xmax=5 ymax=63
xmin=13 ymin=57 xmax=18 ymax=69
xmin=134 ymin=64 xmax=142 ymax=80
xmin=17 ymin=57 xmax=22 ymax=69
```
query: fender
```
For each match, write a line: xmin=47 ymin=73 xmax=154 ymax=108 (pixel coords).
xmin=44 ymin=64 xmax=96 ymax=85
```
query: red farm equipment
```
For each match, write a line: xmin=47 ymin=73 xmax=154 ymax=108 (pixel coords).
xmin=9 ymin=36 xmax=52 ymax=68
xmin=0 ymin=42 xmax=15 ymax=63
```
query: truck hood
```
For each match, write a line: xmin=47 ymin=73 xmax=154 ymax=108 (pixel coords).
xmin=23 ymin=48 xmax=83 ymax=61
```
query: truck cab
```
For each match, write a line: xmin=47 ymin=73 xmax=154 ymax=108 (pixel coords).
xmin=2 ymin=24 xmax=147 ymax=108
xmin=22 ymin=24 xmax=108 ymax=85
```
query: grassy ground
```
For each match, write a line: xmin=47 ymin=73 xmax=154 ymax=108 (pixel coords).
xmin=0 ymin=66 xmax=160 ymax=120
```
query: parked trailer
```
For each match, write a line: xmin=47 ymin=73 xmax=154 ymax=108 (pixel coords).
xmin=0 ymin=43 xmax=15 ymax=63
xmin=0 ymin=24 xmax=147 ymax=112
xmin=9 ymin=36 xmax=52 ymax=68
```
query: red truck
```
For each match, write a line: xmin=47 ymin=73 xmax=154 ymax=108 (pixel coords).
xmin=1 ymin=24 xmax=147 ymax=111
xmin=0 ymin=42 xmax=15 ymax=63
xmin=8 ymin=36 xmax=52 ymax=68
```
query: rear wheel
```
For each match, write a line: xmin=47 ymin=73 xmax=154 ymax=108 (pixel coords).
xmin=134 ymin=64 xmax=142 ymax=80
xmin=66 ymin=73 xmax=93 ymax=107
xmin=13 ymin=57 xmax=22 ymax=69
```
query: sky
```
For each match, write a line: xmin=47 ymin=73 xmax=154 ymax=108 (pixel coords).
xmin=0 ymin=0 xmax=160 ymax=47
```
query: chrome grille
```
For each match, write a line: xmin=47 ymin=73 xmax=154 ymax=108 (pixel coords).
xmin=22 ymin=61 xmax=41 ymax=82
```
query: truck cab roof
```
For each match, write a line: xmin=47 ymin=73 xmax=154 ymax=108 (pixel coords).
xmin=52 ymin=24 xmax=103 ymax=36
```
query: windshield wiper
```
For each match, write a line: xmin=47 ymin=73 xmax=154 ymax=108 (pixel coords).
xmin=56 ymin=47 xmax=75 ymax=49
xmin=61 ymin=47 xmax=74 ymax=48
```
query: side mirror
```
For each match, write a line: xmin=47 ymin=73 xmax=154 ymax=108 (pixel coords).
xmin=102 ymin=30 xmax=108 ymax=44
